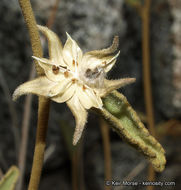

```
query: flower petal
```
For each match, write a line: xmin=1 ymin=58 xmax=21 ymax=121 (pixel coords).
xmin=77 ymin=85 xmax=102 ymax=109
xmin=102 ymin=51 xmax=120 ymax=72
xmin=81 ymin=36 xmax=119 ymax=73
xmin=32 ymin=56 xmax=52 ymax=65
xmin=52 ymin=82 xmax=76 ymax=103
xmin=66 ymin=95 xmax=88 ymax=145
xmin=63 ymin=33 xmax=83 ymax=70
xmin=32 ymin=56 xmax=66 ymax=82
xmin=98 ymin=78 xmax=136 ymax=97
xmin=49 ymin=78 xmax=72 ymax=97
xmin=12 ymin=76 xmax=60 ymax=101
xmin=37 ymin=25 xmax=66 ymax=66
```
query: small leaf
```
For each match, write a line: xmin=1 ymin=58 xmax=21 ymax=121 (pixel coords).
xmin=101 ymin=91 xmax=166 ymax=172
xmin=0 ymin=166 xmax=19 ymax=190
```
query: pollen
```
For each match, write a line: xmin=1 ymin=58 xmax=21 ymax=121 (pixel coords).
xmin=72 ymin=78 xmax=77 ymax=84
xmin=82 ymin=85 xmax=86 ymax=91
xmin=52 ymin=65 xmax=59 ymax=74
xmin=72 ymin=60 xmax=78 ymax=66
xmin=73 ymin=60 xmax=75 ymax=66
xmin=64 ymin=71 xmax=69 ymax=78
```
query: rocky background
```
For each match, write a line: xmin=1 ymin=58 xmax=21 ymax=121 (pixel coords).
xmin=0 ymin=0 xmax=181 ymax=190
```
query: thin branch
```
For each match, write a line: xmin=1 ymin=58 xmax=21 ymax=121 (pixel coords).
xmin=116 ymin=161 xmax=147 ymax=190
xmin=72 ymin=139 xmax=85 ymax=190
xmin=72 ymin=148 xmax=79 ymax=190
xmin=141 ymin=0 xmax=155 ymax=189
xmin=123 ymin=161 xmax=147 ymax=182
xmin=46 ymin=0 xmax=60 ymax=28
xmin=100 ymin=118 xmax=112 ymax=190
xmin=18 ymin=0 xmax=43 ymax=75
xmin=16 ymin=0 xmax=60 ymax=189
xmin=44 ymin=144 xmax=56 ymax=164
xmin=18 ymin=1 xmax=50 ymax=190
xmin=0 ymin=68 xmax=20 ymax=162
xmin=28 ymin=97 xmax=50 ymax=190
xmin=142 ymin=0 xmax=155 ymax=137
xmin=16 ymin=64 xmax=36 ymax=190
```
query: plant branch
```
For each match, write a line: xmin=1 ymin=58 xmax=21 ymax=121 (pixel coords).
xmin=46 ymin=0 xmax=60 ymax=28
xmin=117 ymin=161 xmax=147 ymax=190
xmin=142 ymin=0 xmax=155 ymax=136
xmin=16 ymin=0 xmax=60 ymax=189
xmin=100 ymin=118 xmax=112 ymax=190
xmin=16 ymin=65 xmax=36 ymax=190
xmin=28 ymin=97 xmax=50 ymax=190
xmin=72 ymin=138 xmax=85 ymax=190
xmin=18 ymin=0 xmax=43 ymax=75
xmin=18 ymin=1 xmax=50 ymax=190
xmin=141 ymin=0 xmax=155 ymax=188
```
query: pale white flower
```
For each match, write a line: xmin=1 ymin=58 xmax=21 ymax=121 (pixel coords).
xmin=13 ymin=25 xmax=135 ymax=145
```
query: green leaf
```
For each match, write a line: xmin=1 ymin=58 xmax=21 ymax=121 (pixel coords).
xmin=101 ymin=91 xmax=166 ymax=172
xmin=0 ymin=166 xmax=19 ymax=190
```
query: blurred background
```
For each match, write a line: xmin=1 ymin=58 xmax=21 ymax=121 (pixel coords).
xmin=0 ymin=0 xmax=181 ymax=190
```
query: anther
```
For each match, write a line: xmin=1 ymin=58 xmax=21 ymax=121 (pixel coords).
xmin=72 ymin=60 xmax=75 ymax=66
xmin=82 ymin=85 xmax=86 ymax=91
xmin=64 ymin=71 xmax=69 ymax=78
xmin=52 ymin=65 xmax=59 ymax=74
xmin=72 ymin=78 xmax=77 ymax=83
xmin=72 ymin=60 xmax=78 ymax=66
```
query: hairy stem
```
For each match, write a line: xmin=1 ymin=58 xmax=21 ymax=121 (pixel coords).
xmin=141 ymin=0 xmax=155 ymax=188
xmin=17 ymin=1 xmax=60 ymax=189
xmin=28 ymin=98 xmax=50 ymax=190
xmin=18 ymin=0 xmax=50 ymax=190
xmin=18 ymin=0 xmax=43 ymax=75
